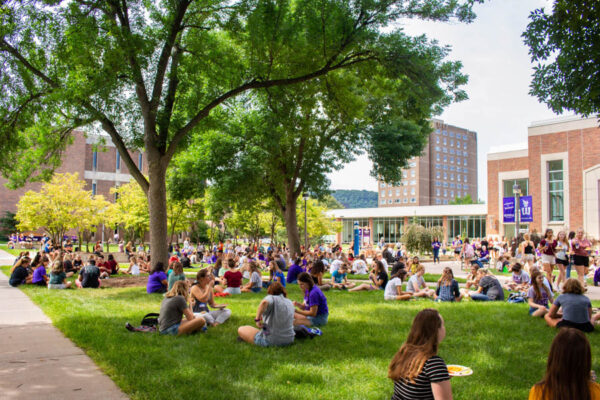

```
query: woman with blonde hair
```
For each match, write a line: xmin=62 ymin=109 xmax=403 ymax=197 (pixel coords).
xmin=388 ymin=309 xmax=452 ymax=400
xmin=519 ymin=233 xmax=536 ymax=273
xmin=554 ymin=231 xmax=570 ymax=289
xmin=48 ymin=260 xmax=72 ymax=289
xmin=435 ymin=267 xmax=461 ymax=302
xmin=157 ymin=281 xmax=206 ymax=336
xmin=529 ymin=328 xmax=600 ymax=400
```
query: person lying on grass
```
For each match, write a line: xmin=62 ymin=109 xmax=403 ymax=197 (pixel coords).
xmin=434 ymin=267 xmax=462 ymax=302
xmin=331 ymin=264 xmax=356 ymax=290
xmin=48 ymin=260 xmax=72 ymax=289
xmin=190 ymin=269 xmax=231 ymax=327
xmin=9 ymin=256 xmax=32 ymax=287
xmin=544 ymin=278 xmax=594 ymax=332
xmin=388 ymin=309 xmax=452 ymax=400
xmin=237 ymin=282 xmax=295 ymax=347
xmin=349 ymin=260 xmax=389 ymax=292
xmin=223 ymin=258 xmax=243 ymax=295
xmin=504 ymin=263 xmax=530 ymax=292
xmin=241 ymin=261 xmax=263 ymax=293
xmin=76 ymin=257 xmax=101 ymax=289
xmin=406 ymin=266 xmax=435 ymax=298
xmin=158 ymin=280 xmax=206 ymax=336
xmin=147 ymin=262 xmax=168 ymax=294
xmin=384 ymin=269 xmax=411 ymax=301
xmin=293 ymin=272 xmax=329 ymax=327
xmin=529 ymin=327 xmax=600 ymax=400
xmin=469 ymin=269 xmax=505 ymax=301
xmin=168 ymin=261 xmax=187 ymax=291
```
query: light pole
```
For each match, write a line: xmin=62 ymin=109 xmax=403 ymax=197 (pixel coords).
xmin=303 ymin=192 xmax=309 ymax=250
xmin=513 ymin=183 xmax=522 ymax=240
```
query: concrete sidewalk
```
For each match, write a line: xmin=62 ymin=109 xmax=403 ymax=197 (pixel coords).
xmin=0 ymin=250 xmax=128 ymax=400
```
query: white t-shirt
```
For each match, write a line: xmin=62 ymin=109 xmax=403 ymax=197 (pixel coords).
xmin=380 ymin=258 xmax=389 ymax=272
xmin=352 ymin=260 xmax=368 ymax=274
xmin=330 ymin=259 xmax=343 ymax=274
xmin=384 ymin=277 xmax=403 ymax=298
xmin=130 ymin=264 xmax=140 ymax=276
xmin=406 ymin=275 xmax=425 ymax=293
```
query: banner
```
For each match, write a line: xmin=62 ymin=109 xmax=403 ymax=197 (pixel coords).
xmin=520 ymin=196 xmax=533 ymax=222
xmin=503 ymin=197 xmax=515 ymax=223
xmin=361 ymin=228 xmax=371 ymax=245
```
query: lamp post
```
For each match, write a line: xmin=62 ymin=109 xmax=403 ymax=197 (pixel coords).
xmin=303 ymin=192 xmax=309 ymax=250
xmin=513 ymin=183 xmax=522 ymax=240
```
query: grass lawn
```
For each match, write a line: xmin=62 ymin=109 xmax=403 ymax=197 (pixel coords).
xmin=0 ymin=243 xmax=25 ymax=256
xmin=4 ymin=265 xmax=600 ymax=400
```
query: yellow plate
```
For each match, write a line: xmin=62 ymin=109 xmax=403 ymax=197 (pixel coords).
xmin=447 ymin=365 xmax=473 ymax=377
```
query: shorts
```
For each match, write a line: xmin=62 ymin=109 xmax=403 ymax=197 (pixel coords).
xmin=48 ymin=283 xmax=66 ymax=290
xmin=384 ymin=295 xmax=398 ymax=300
xmin=160 ymin=323 xmax=181 ymax=335
xmin=557 ymin=319 xmax=594 ymax=333
xmin=523 ymin=254 xmax=534 ymax=262
xmin=224 ymin=287 xmax=241 ymax=295
xmin=307 ymin=313 xmax=329 ymax=327
xmin=251 ymin=287 xmax=262 ymax=293
xmin=573 ymin=255 xmax=590 ymax=267
xmin=528 ymin=307 xmax=539 ymax=315
xmin=541 ymin=254 xmax=555 ymax=265
xmin=254 ymin=331 xmax=270 ymax=347
xmin=556 ymin=258 xmax=569 ymax=266
xmin=454 ymin=250 xmax=461 ymax=254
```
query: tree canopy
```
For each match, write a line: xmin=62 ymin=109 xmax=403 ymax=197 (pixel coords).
xmin=1 ymin=0 xmax=482 ymax=262
xmin=523 ymin=0 xmax=600 ymax=115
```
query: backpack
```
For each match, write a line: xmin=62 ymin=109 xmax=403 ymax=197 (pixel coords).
xmin=294 ymin=325 xmax=322 ymax=339
xmin=507 ymin=292 xmax=526 ymax=303
xmin=141 ymin=313 xmax=159 ymax=327
xmin=126 ymin=313 xmax=159 ymax=333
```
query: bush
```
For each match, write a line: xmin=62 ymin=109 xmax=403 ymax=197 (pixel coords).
xmin=401 ymin=224 xmax=444 ymax=255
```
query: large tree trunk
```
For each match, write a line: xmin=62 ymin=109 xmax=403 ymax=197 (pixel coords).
xmin=147 ymin=156 xmax=169 ymax=266
xmin=282 ymin=195 xmax=301 ymax=258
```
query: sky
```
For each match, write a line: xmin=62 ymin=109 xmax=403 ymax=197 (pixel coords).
xmin=327 ymin=0 xmax=563 ymax=202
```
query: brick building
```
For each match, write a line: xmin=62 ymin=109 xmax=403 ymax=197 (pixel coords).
xmin=0 ymin=130 xmax=146 ymax=238
xmin=487 ymin=115 xmax=600 ymax=240
xmin=378 ymin=118 xmax=478 ymax=207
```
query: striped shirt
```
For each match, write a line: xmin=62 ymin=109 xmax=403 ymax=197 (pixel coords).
xmin=392 ymin=356 xmax=450 ymax=400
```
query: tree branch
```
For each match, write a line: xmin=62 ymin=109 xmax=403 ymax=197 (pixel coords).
xmin=157 ymin=44 xmax=182 ymax=150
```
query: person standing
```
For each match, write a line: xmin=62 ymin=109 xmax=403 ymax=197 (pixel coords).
xmin=431 ymin=238 xmax=442 ymax=264
xmin=571 ymin=228 xmax=592 ymax=287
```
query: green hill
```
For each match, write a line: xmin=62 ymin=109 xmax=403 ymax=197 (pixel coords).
xmin=332 ymin=190 xmax=378 ymax=209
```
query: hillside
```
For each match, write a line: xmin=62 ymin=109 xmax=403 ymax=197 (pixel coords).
xmin=332 ymin=190 xmax=378 ymax=209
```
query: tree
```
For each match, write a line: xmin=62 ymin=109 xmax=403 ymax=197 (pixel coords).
xmin=449 ymin=194 xmax=481 ymax=205
xmin=1 ymin=0 xmax=481 ymax=264
xmin=107 ymin=182 xmax=149 ymax=246
xmin=15 ymin=173 xmax=108 ymax=244
xmin=0 ymin=211 xmax=17 ymax=241
xmin=297 ymin=198 xmax=341 ymax=247
xmin=523 ymin=0 xmax=600 ymax=115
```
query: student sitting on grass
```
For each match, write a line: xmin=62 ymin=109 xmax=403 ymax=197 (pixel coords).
xmin=544 ymin=278 xmax=594 ymax=332
xmin=76 ymin=258 xmax=101 ymax=288
xmin=349 ymin=260 xmax=389 ymax=292
xmin=241 ymin=261 xmax=263 ymax=293
xmin=106 ymin=254 xmax=119 ymax=275
xmin=48 ymin=260 xmax=72 ymax=289
xmin=96 ymin=255 xmax=111 ymax=279
xmin=407 ymin=256 xmax=422 ymax=276
xmin=331 ymin=264 xmax=356 ymax=290
xmin=388 ymin=309 xmax=452 ymax=400
xmin=529 ymin=328 xmax=600 ymax=400
xmin=190 ymin=269 xmax=231 ymax=326
xmin=406 ymin=266 xmax=435 ymax=298
xmin=293 ymin=272 xmax=329 ymax=327
xmin=384 ymin=269 xmax=411 ymax=301
xmin=286 ymin=257 xmax=305 ymax=284
xmin=470 ymin=269 xmax=505 ymax=301
xmin=527 ymin=270 xmax=553 ymax=318
xmin=309 ymin=260 xmax=330 ymax=291
xmin=9 ymin=257 xmax=32 ymax=287
xmin=223 ymin=258 xmax=243 ymax=295
xmin=264 ymin=260 xmax=286 ymax=288
xmin=434 ymin=267 xmax=462 ymax=302
xmin=167 ymin=261 xmax=187 ymax=291
xmin=504 ymin=263 xmax=530 ymax=292
xmin=31 ymin=255 xmax=50 ymax=286
xmin=237 ymin=282 xmax=295 ymax=347
xmin=158 ymin=281 xmax=206 ymax=336
xmin=352 ymin=254 xmax=368 ymax=275
xmin=147 ymin=262 xmax=168 ymax=294
xmin=125 ymin=255 xmax=140 ymax=276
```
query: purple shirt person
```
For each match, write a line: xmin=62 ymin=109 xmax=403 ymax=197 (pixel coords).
xmin=32 ymin=265 xmax=47 ymax=285
xmin=304 ymin=286 xmax=329 ymax=316
xmin=147 ymin=271 xmax=168 ymax=293
xmin=286 ymin=263 xmax=305 ymax=284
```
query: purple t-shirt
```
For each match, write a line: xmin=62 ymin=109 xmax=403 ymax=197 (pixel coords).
xmin=147 ymin=271 xmax=168 ymax=293
xmin=527 ymin=286 xmax=550 ymax=307
xmin=32 ymin=265 xmax=47 ymax=284
xmin=304 ymin=286 xmax=329 ymax=316
xmin=540 ymin=239 xmax=557 ymax=256
xmin=512 ymin=271 xmax=530 ymax=284
xmin=286 ymin=264 xmax=304 ymax=283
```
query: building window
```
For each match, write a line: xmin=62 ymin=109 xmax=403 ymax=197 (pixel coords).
xmin=436 ymin=199 xmax=442 ymax=204
xmin=138 ymin=153 xmax=143 ymax=170
xmin=443 ymin=190 xmax=447 ymax=197
xmin=457 ymin=183 xmax=462 ymax=189
xmin=443 ymin=172 xmax=447 ymax=180
xmin=92 ymin=182 xmax=97 ymax=196
xmin=411 ymin=188 xmax=416 ymax=195
xmin=403 ymin=198 xmax=408 ymax=203
xmin=409 ymin=162 xmax=416 ymax=168
xmin=463 ymin=159 xmax=467 ymax=166
xmin=436 ymin=188 xmax=440 ymax=196
xmin=387 ymin=189 xmax=392 ymax=196
xmin=388 ymin=199 xmax=393 ymax=204
xmin=443 ymin=138 xmax=447 ymax=145
xmin=443 ymin=200 xmax=448 ymax=204
xmin=116 ymin=150 xmax=121 ymax=171
xmin=395 ymin=199 xmax=401 ymax=203
xmin=449 ymin=149 xmax=455 ymax=155
xmin=464 ymin=184 xmax=469 ymax=190
xmin=411 ymin=170 xmax=415 ymax=177
xmin=380 ymin=182 xmax=386 ymax=188
xmin=381 ymin=199 xmax=386 ymax=205
xmin=410 ymin=180 xmax=416 ymax=185
xmin=403 ymin=188 xmax=408 ymax=195
xmin=450 ymin=183 xmax=455 ymax=189
xmin=443 ymin=165 xmax=448 ymax=170
xmin=450 ymin=173 xmax=454 ymax=181
xmin=436 ymin=137 xmax=440 ymax=144
xmin=396 ymin=189 xmax=400 ymax=196
xmin=381 ymin=191 xmax=386 ymax=197
xmin=436 ymin=172 xmax=440 ymax=179
xmin=450 ymin=139 xmax=454 ymax=146
xmin=450 ymin=190 xmax=454 ymax=198
xmin=464 ymin=176 xmax=467 ymax=183
xmin=548 ymin=160 xmax=564 ymax=221
xmin=92 ymin=151 xmax=98 ymax=170
xmin=443 ymin=182 xmax=448 ymax=188
xmin=442 ymin=130 xmax=448 ymax=136
xmin=435 ymin=146 xmax=441 ymax=151
xmin=403 ymin=171 xmax=408 ymax=178
xmin=463 ymin=143 xmax=467 ymax=150
xmin=410 ymin=198 xmax=416 ymax=203
xmin=443 ymin=147 xmax=447 ymax=153
xmin=436 ymin=154 xmax=440 ymax=161
xmin=114 ymin=190 xmax=119 ymax=201
xmin=443 ymin=155 xmax=447 ymax=163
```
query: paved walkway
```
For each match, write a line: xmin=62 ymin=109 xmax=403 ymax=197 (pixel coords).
xmin=0 ymin=250 xmax=128 ymax=400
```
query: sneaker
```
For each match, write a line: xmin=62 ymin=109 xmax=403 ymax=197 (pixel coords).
xmin=125 ymin=322 xmax=135 ymax=332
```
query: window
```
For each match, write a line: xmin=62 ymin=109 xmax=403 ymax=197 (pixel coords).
xmin=457 ymin=141 xmax=461 ymax=148
xmin=443 ymin=172 xmax=447 ymax=180
xmin=443 ymin=182 xmax=448 ymax=187
xmin=450 ymin=183 xmax=455 ymax=189
xmin=450 ymin=139 xmax=454 ymax=146
xmin=443 ymin=165 xmax=448 ymax=170
xmin=436 ymin=189 xmax=441 ymax=196
xmin=381 ymin=191 xmax=386 ymax=197
xmin=457 ymin=183 xmax=462 ymax=189
xmin=395 ymin=199 xmax=401 ymax=203
xmin=443 ymin=138 xmax=447 ymax=145
xmin=436 ymin=164 xmax=441 ymax=170
xmin=443 ymin=130 xmax=448 ymax=136
xmin=548 ymin=160 xmax=564 ymax=221
xmin=410 ymin=180 xmax=416 ymax=186
xmin=409 ymin=162 xmax=416 ymax=168
xmin=380 ymin=182 xmax=386 ymax=188
xmin=450 ymin=190 xmax=454 ymax=198
xmin=436 ymin=172 xmax=440 ymax=179
xmin=464 ymin=184 xmax=469 ymax=190
xmin=457 ymin=174 xmax=461 ymax=181
xmin=381 ymin=199 xmax=386 ymax=204
xmin=450 ymin=166 xmax=455 ymax=172
xmin=411 ymin=170 xmax=415 ymax=177
xmin=403 ymin=188 xmax=408 ymax=195
xmin=443 ymin=147 xmax=447 ymax=153
xmin=388 ymin=199 xmax=393 ymax=204
xmin=92 ymin=182 xmax=97 ymax=196
xmin=114 ymin=190 xmax=119 ymax=201
xmin=436 ymin=137 xmax=440 ymax=144
xmin=116 ymin=150 xmax=121 ymax=171
xmin=395 ymin=189 xmax=400 ymax=196
xmin=436 ymin=199 xmax=442 ymax=204
xmin=463 ymin=159 xmax=467 ymax=165
xmin=450 ymin=157 xmax=454 ymax=163
xmin=403 ymin=198 xmax=408 ymax=203
xmin=457 ymin=166 xmax=461 ymax=173
xmin=435 ymin=146 xmax=441 ymax=151
xmin=443 ymin=190 xmax=447 ymax=197
xmin=457 ymin=157 xmax=461 ymax=165
xmin=403 ymin=171 xmax=408 ymax=178
xmin=436 ymin=129 xmax=440 ymax=134
xmin=138 ymin=153 xmax=143 ymax=170
xmin=411 ymin=188 xmax=416 ymax=195
xmin=463 ymin=143 xmax=467 ymax=150
xmin=92 ymin=151 xmax=98 ymax=170
xmin=388 ymin=189 xmax=392 ymax=196
xmin=410 ymin=198 xmax=416 ymax=203
xmin=450 ymin=149 xmax=455 ymax=155
xmin=436 ymin=154 xmax=440 ymax=161
xmin=464 ymin=176 xmax=467 ymax=182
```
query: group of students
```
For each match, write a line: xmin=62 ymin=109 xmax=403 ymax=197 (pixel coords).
xmin=389 ymin=308 xmax=600 ymax=400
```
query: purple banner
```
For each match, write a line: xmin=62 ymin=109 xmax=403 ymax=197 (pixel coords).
xmin=503 ymin=197 xmax=515 ymax=223
xmin=520 ymin=196 xmax=533 ymax=222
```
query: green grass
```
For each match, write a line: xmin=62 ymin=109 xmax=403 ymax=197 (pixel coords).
xmin=5 ymin=264 xmax=600 ymax=400
xmin=0 ymin=243 xmax=25 ymax=256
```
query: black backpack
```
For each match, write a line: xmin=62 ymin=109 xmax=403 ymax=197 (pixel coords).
xmin=141 ymin=313 xmax=159 ymax=327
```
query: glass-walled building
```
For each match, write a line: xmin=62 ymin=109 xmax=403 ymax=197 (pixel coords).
xmin=331 ymin=204 xmax=487 ymax=245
